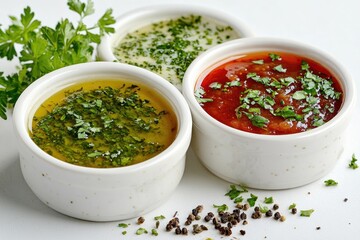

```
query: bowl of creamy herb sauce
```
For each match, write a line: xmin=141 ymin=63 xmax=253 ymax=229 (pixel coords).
xmin=97 ymin=4 xmax=253 ymax=90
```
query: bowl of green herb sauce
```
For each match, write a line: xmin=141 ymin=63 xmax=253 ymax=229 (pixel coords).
xmin=13 ymin=62 xmax=192 ymax=221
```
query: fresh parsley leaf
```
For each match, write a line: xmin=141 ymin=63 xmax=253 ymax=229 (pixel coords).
xmin=136 ymin=228 xmax=148 ymax=235
xmin=247 ymin=193 xmax=258 ymax=207
xmin=269 ymin=53 xmax=281 ymax=61
xmin=213 ymin=204 xmax=229 ymax=212
xmin=234 ymin=196 xmax=244 ymax=203
xmin=0 ymin=0 xmax=115 ymax=120
xmin=275 ymin=106 xmax=302 ymax=120
xmin=259 ymin=205 xmax=269 ymax=213
xmin=209 ymin=82 xmax=222 ymax=89
xmin=252 ymin=59 xmax=264 ymax=65
xmin=118 ymin=223 xmax=129 ymax=228
xmin=273 ymin=64 xmax=287 ymax=73
xmin=300 ymin=209 xmax=314 ymax=217
xmin=243 ymin=112 xmax=269 ymax=128
xmin=151 ymin=229 xmax=159 ymax=236
xmin=293 ymin=90 xmax=307 ymax=100
xmin=324 ymin=179 xmax=338 ymax=186
xmin=288 ymin=203 xmax=296 ymax=210
xmin=264 ymin=197 xmax=274 ymax=204
xmin=154 ymin=215 xmax=166 ymax=220
xmin=349 ymin=154 xmax=358 ymax=169
xmin=301 ymin=60 xmax=310 ymax=71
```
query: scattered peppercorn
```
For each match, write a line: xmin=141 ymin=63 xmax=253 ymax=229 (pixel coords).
xmin=291 ymin=208 xmax=297 ymax=214
xmin=175 ymin=226 xmax=182 ymax=235
xmin=137 ymin=216 xmax=145 ymax=225
xmin=273 ymin=204 xmax=279 ymax=210
xmin=265 ymin=210 xmax=273 ymax=217
xmin=274 ymin=212 xmax=281 ymax=220
xmin=280 ymin=215 xmax=286 ymax=222
xmin=240 ymin=229 xmax=246 ymax=235
xmin=316 ymin=226 xmax=321 ymax=230
xmin=344 ymin=198 xmax=348 ymax=202
xmin=243 ymin=203 xmax=250 ymax=211
xmin=182 ymin=227 xmax=188 ymax=235
xmin=243 ymin=220 xmax=248 ymax=225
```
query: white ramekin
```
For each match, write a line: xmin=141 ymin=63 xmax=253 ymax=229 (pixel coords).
xmin=13 ymin=62 xmax=192 ymax=221
xmin=183 ymin=37 xmax=356 ymax=189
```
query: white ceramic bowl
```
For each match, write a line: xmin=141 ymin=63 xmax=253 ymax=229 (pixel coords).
xmin=183 ymin=37 xmax=357 ymax=189
xmin=97 ymin=4 xmax=253 ymax=89
xmin=13 ymin=62 xmax=192 ymax=221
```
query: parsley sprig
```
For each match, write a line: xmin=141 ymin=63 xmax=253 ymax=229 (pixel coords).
xmin=0 ymin=0 xmax=115 ymax=120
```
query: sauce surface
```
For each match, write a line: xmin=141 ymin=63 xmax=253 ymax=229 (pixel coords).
xmin=197 ymin=52 xmax=343 ymax=135
xmin=31 ymin=80 xmax=177 ymax=168
xmin=114 ymin=15 xmax=239 ymax=89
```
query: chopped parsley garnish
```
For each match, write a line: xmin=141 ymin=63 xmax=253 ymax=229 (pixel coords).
xmin=118 ymin=223 xmax=129 ymax=228
xmin=324 ymin=179 xmax=338 ymax=186
xmin=209 ymin=82 xmax=222 ymax=89
xmin=269 ymin=53 xmax=281 ymax=61
xmin=151 ymin=229 xmax=159 ymax=236
xmin=288 ymin=203 xmax=296 ymax=210
xmin=264 ymin=197 xmax=274 ymax=204
xmin=154 ymin=215 xmax=166 ymax=220
xmin=247 ymin=193 xmax=258 ymax=207
xmin=213 ymin=204 xmax=229 ymax=212
xmin=31 ymin=84 xmax=170 ymax=168
xmin=225 ymin=185 xmax=248 ymax=203
xmin=252 ymin=59 xmax=264 ymax=65
xmin=273 ymin=64 xmax=287 ymax=73
xmin=349 ymin=154 xmax=358 ymax=169
xmin=244 ymin=112 xmax=270 ymax=128
xmin=300 ymin=209 xmax=315 ymax=217
xmin=259 ymin=205 xmax=269 ymax=213
xmin=136 ymin=228 xmax=148 ymax=235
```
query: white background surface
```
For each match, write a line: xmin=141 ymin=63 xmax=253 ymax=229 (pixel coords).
xmin=1 ymin=0 xmax=359 ymax=239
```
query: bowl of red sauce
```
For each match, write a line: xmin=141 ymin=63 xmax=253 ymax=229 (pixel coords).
xmin=183 ymin=37 xmax=356 ymax=189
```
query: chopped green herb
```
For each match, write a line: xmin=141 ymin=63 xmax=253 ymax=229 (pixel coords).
xmin=259 ymin=205 xmax=269 ymax=213
xmin=118 ymin=223 xmax=129 ymax=228
xmin=324 ymin=179 xmax=338 ymax=186
xmin=252 ymin=59 xmax=264 ymax=65
xmin=234 ymin=196 xmax=244 ymax=203
xmin=301 ymin=60 xmax=310 ymax=71
xmin=213 ymin=204 xmax=229 ymax=212
xmin=273 ymin=64 xmax=287 ymax=73
xmin=275 ymin=106 xmax=302 ymax=120
xmin=247 ymin=193 xmax=258 ymax=207
xmin=209 ymin=82 xmax=222 ymax=89
xmin=349 ymin=154 xmax=358 ymax=169
xmin=269 ymin=53 xmax=281 ymax=61
xmin=264 ymin=197 xmax=274 ymax=204
xmin=122 ymin=231 xmax=127 ymax=235
xmin=300 ymin=209 xmax=315 ymax=217
xmin=136 ymin=228 xmax=148 ymax=235
xmin=288 ymin=203 xmax=296 ymax=210
xmin=226 ymin=79 xmax=241 ymax=87
xmin=154 ymin=215 xmax=166 ymax=220
xmin=280 ymin=77 xmax=296 ymax=86
xmin=292 ymin=90 xmax=307 ymax=100
xmin=151 ymin=229 xmax=159 ymax=236
xmin=195 ymin=87 xmax=213 ymax=104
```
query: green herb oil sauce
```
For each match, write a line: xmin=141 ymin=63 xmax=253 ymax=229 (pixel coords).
xmin=113 ymin=15 xmax=239 ymax=89
xmin=31 ymin=80 xmax=177 ymax=168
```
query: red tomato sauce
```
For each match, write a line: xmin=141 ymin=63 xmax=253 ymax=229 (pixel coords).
xmin=198 ymin=52 xmax=343 ymax=135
